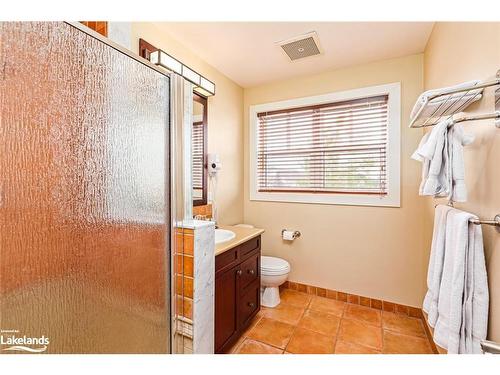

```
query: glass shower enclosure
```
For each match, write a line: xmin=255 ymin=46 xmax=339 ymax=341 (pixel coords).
xmin=0 ymin=22 xmax=171 ymax=353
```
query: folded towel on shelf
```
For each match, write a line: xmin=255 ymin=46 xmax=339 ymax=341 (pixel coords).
xmin=411 ymin=119 xmax=474 ymax=202
xmin=410 ymin=80 xmax=483 ymax=124
xmin=431 ymin=208 xmax=489 ymax=354
xmin=423 ymin=204 xmax=453 ymax=326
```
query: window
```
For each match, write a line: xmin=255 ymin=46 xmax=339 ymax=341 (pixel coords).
xmin=249 ymin=83 xmax=400 ymax=207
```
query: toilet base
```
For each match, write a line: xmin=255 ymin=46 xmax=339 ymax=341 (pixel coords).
xmin=261 ymin=286 xmax=281 ymax=307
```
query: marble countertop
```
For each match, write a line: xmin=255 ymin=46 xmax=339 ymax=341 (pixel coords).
xmin=215 ymin=225 xmax=264 ymax=256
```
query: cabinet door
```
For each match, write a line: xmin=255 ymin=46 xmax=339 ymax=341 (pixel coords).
xmin=215 ymin=265 xmax=239 ymax=353
xmin=239 ymin=253 xmax=259 ymax=290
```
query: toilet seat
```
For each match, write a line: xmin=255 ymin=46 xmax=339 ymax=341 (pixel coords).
xmin=261 ymin=256 xmax=290 ymax=275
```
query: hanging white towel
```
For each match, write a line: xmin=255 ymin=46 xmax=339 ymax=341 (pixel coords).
xmin=423 ymin=204 xmax=453 ymax=326
xmin=431 ymin=208 xmax=489 ymax=354
xmin=447 ymin=124 xmax=474 ymax=202
xmin=462 ymin=214 xmax=489 ymax=353
xmin=412 ymin=119 xmax=474 ymax=203
xmin=411 ymin=118 xmax=452 ymax=197
xmin=412 ymin=132 xmax=431 ymax=196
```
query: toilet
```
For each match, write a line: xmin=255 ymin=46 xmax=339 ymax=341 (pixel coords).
xmin=234 ymin=224 xmax=291 ymax=308
xmin=260 ymin=256 xmax=290 ymax=308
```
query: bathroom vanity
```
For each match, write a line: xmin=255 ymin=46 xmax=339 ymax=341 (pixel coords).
xmin=214 ymin=226 xmax=264 ymax=353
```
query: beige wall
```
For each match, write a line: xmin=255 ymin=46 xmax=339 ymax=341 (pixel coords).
xmin=244 ymin=54 xmax=425 ymax=307
xmin=130 ymin=23 xmax=245 ymax=225
xmin=423 ymin=22 xmax=500 ymax=341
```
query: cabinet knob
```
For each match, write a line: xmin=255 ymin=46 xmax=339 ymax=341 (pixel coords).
xmin=248 ymin=269 xmax=255 ymax=275
xmin=248 ymin=302 xmax=255 ymax=308
xmin=236 ymin=269 xmax=242 ymax=276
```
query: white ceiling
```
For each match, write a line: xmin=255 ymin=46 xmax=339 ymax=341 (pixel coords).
xmin=155 ymin=22 xmax=434 ymax=88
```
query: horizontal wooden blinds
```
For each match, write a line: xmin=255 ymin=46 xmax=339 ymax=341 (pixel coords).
xmin=192 ymin=121 xmax=204 ymax=189
xmin=257 ymin=95 xmax=389 ymax=195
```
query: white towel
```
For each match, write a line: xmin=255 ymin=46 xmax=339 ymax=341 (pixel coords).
xmin=463 ymin=215 xmax=489 ymax=353
xmin=431 ymin=208 xmax=489 ymax=354
xmin=411 ymin=118 xmax=452 ymax=197
xmin=410 ymin=80 xmax=483 ymax=124
xmin=412 ymin=119 xmax=474 ymax=203
xmin=447 ymin=124 xmax=474 ymax=202
xmin=423 ymin=204 xmax=453 ymax=326
xmin=412 ymin=132 xmax=431 ymax=195
xmin=422 ymin=119 xmax=450 ymax=197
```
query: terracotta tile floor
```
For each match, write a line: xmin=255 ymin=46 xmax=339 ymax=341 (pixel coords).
xmin=229 ymin=289 xmax=434 ymax=354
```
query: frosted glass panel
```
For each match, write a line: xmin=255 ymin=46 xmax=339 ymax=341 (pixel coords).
xmin=0 ymin=22 xmax=170 ymax=353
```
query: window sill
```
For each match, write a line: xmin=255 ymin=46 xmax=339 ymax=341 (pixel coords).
xmin=249 ymin=191 xmax=400 ymax=208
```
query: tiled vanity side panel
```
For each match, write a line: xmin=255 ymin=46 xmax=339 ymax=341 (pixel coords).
xmin=173 ymin=227 xmax=194 ymax=354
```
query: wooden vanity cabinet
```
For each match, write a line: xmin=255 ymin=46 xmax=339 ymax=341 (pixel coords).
xmin=215 ymin=236 xmax=261 ymax=353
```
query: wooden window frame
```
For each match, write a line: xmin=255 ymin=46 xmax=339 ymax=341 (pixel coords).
xmin=249 ymin=83 xmax=401 ymax=207
xmin=193 ymin=93 xmax=208 ymax=206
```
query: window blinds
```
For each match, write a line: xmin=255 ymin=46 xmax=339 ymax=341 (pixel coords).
xmin=192 ymin=121 xmax=204 ymax=190
xmin=257 ymin=95 xmax=389 ymax=195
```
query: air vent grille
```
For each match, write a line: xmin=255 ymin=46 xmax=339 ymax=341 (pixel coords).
xmin=279 ymin=34 xmax=321 ymax=61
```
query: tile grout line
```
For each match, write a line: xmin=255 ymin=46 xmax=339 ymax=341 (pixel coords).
xmin=331 ymin=302 xmax=346 ymax=353
xmin=231 ymin=312 xmax=264 ymax=353
xmin=248 ymin=312 xmax=290 ymax=353
xmin=337 ymin=304 xmax=386 ymax=353
xmin=282 ymin=294 xmax=311 ymax=354
xmin=380 ymin=311 xmax=386 ymax=352
xmin=343 ymin=303 xmax=383 ymax=328
xmin=247 ymin=305 xmax=302 ymax=353
xmin=287 ymin=295 xmax=344 ymax=354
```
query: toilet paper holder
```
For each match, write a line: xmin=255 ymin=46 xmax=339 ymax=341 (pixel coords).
xmin=281 ymin=229 xmax=301 ymax=240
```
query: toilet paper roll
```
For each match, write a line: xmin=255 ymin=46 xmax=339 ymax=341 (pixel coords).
xmin=282 ymin=230 xmax=295 ymax=241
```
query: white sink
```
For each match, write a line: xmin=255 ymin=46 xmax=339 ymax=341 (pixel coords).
xmin=215 ymin=229 xmax=236 ymax=244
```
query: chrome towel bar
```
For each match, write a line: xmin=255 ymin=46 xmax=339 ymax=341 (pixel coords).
xmin=435 ymin=204 xmax=500 ymax=232
xmin=481 ymin=340 xmax=500 ymax=354
xmin=453 ymin=111 xmax=500 ymax=127
xmin=469 ymin=214 xmax=500 ymax=232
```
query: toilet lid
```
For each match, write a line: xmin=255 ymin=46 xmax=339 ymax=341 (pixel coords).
xmin=261 ymin=256 xmax=290 ymax=273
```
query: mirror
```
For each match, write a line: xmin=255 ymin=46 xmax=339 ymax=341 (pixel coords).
xmin=193 ymin=93 xmax=207 ymax=206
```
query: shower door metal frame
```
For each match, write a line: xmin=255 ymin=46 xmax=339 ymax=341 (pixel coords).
xmin=65 ymin=21 xmax=174 ymax=353
xmin=66 ymin=22 xmax=170 ymax=77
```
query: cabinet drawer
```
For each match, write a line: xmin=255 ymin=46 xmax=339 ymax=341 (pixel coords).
xmin=239 ymin=236 xmax=260 ymax=259
xmin=239 ymin=280 xmax=260 ymax=327
xmin=215 ymin=246 xmax=239 ymax=275
xmin=240 ymin=253 xmax=259 ymax=290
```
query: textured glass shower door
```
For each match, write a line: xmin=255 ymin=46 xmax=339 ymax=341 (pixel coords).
xmin=0 ymin=22 xmax=171 ymax=353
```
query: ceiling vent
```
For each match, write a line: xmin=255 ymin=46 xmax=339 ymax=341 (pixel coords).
xmin=277 ymin=31 xmax=322 ymax=61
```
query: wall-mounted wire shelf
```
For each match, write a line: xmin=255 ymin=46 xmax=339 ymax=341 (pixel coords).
xmin=410 ymin=70 xmax=500 ymax=128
